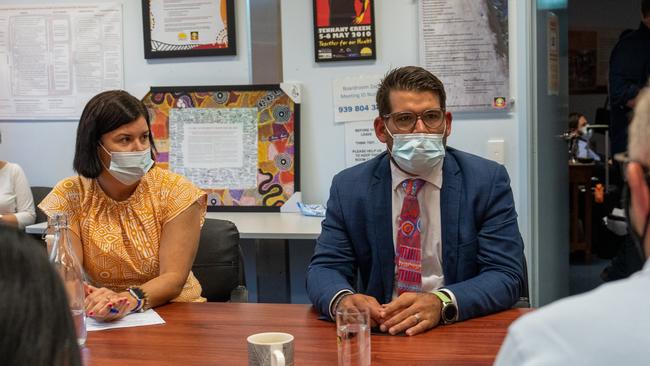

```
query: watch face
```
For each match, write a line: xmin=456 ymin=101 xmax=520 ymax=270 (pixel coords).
xmin=130 ymin=287 xmax=145 ymax=300
xmin=443 ymin=303 xmax=458 ymax=322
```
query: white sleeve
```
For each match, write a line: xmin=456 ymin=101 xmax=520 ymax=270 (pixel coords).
xmin=11 ymin=164 xmax=35 ymax=229
xmin=494 ymin=326 xmax=527 ymax=366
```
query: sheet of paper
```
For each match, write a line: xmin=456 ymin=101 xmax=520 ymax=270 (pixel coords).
xmin=344 ymin=121 xmax=385 ymax=167
xmin=86 ymin=309 xmax=165 ymax=332
xmin=332 ymin=74 xmax=382 ymax=123
xmin=168 ymin=107 xmax=258 ymax=189
xmin=0 ymin=3 xmax=123 ymax=120
xmin=418 ymin=0 xmax=509 ymax=111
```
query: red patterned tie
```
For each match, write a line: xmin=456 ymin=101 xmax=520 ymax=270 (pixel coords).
xmin=396 ymin=178 xmax=425 ymax=295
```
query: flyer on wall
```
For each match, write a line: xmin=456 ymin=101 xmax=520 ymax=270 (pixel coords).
xmin=418 ymin=0 xmax=510 ymax=112
xmin=313 ymin=0 xmax=376 ymax=62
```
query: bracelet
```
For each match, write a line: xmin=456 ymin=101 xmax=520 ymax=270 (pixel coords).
xmin=127 ymin=286 xmax=149 ymax=313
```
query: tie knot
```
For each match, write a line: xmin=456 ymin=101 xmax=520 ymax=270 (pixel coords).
xmin=401 ymin=179 xmax=425 ymax=196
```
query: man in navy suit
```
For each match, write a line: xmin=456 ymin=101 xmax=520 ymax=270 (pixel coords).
xmin=307 ymin=66 xmax=524 ymax=336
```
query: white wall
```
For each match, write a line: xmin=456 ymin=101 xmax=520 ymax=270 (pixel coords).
xmin=281 ymin=0 xmax=533 ymax=250
xmin=0 ymin=0 xmax=251 ymax=187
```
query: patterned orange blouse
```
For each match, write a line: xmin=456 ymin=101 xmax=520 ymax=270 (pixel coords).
xmin=39 ymin=166 xmax=207 ymax=302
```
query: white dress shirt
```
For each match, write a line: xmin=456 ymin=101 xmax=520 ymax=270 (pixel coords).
xmin=390 ymin=161 xmax=458 ymax=316
xmin=328 ymin=158 xmax=459 ymax=320
xmin=495 ymin=259 xmax=650 ymax=365
xmin=390 ymin=160 xmax=444 ymax=297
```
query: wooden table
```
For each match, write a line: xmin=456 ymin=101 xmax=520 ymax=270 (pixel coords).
xmin=83 ymin=303 xmax=531 ymax=365
xmin=569 ymin=162 xmax=595 ymax=261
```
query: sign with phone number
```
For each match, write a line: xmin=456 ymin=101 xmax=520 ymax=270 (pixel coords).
xmin=332 ymin=75 xmax=382 ymax=123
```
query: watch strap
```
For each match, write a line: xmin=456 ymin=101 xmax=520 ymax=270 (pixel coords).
xmin=127 ymin=286 xmax=149 ymax=312
xmin=432 ymin=290 xmax=451 ymax=304
xmin=432 ymin=290 xmax=456 ymax=324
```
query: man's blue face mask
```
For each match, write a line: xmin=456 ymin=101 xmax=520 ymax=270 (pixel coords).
xmin=384 ymin=121 xmax=446 ymax=176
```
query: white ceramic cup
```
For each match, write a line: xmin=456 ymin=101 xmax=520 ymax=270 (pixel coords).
xmin=247 ymin=332 xmax=294 ymax=366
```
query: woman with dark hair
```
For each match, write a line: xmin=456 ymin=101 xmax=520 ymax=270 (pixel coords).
xmin=39 ymin=90 xmax=207 ymax=322
xmin=0 ymin=226 xmax=82 ymax=366
xmin=568 ymin=112 xmax=601 ymax=161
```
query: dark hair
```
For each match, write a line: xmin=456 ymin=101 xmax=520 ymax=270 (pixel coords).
xmin=643 ymin=0 xmax=650 ymax=18
xmin=0 ymin=226 xmax=82 ymax=366
xmin=568 ymin=112 xmax=585 ymax=131
xmin=376 ymin=66 xmax=447 ymax=116
xmin=73 ymin=90 xmax=156 ymax=178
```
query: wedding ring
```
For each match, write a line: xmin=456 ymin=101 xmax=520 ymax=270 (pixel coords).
xmin=413 ymin=313 xmax=421 ymax=323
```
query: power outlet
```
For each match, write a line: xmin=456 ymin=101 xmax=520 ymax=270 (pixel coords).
xmin=487 ymin=140 xmax=505 ymax=165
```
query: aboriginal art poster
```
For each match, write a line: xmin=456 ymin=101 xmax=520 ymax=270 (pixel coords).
xmin=142 ymin=85 xmax=300 ymax=211
xmin=313 ymin=0 xmax=376 ymax=62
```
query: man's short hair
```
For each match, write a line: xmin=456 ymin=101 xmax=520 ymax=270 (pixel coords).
xmin=643 ymin=0 xmax=650 ymax=18
xmin=73 ymin=90 xmax=155 ymax=178
xmin=629 ymin=86 xmax=650 ymax=165
xmin=376 ymin=66 xmax=447 ymax=116
xmin=568 ymin=112 xmax=584 ymax=131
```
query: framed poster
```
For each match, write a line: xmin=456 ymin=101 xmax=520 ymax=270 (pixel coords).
xmin=313 ymin=0 xmax=376 ymax=62
xmin=142 ymin=84 xmax=300 ymax=212
xmin=142 ymin=0 xmax=236 ymax=59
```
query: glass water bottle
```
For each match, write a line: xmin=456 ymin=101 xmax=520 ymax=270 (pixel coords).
xmin=49 ymin=213 xmax=87 ymax=346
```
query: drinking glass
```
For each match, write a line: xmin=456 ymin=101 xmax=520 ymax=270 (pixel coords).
xmin=336 ymin=308 xmax=371 ymax=366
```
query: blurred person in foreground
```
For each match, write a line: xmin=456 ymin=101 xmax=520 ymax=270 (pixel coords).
xmin=0 ymin=226 xmax=81 ymax=366
xmin=495 ymin=87 xmax=650 ymax=365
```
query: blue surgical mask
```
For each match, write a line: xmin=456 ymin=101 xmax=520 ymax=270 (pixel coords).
xmin=385 ymin=123 xmax=446 ymax=176
xmin=100 ymin=144 xmax=154 ymax=185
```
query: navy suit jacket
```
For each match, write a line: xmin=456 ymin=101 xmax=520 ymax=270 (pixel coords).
xmin=306 ymin=148 xmax=524 ymax=321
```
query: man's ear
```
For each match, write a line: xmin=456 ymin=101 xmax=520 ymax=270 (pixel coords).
xmin=374 ymin=116 xmax=387 ymax=143
xmin=444 ymin=111 xmax=453 ymax=138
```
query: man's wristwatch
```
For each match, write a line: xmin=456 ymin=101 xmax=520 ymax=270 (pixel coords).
xmin=433 ymin=290 xmax=458 ymax=324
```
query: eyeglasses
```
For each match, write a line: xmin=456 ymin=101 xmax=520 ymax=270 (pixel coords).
xmin=382 ymin=108 xmax=446 ymax=133
xmin=614 ymin=152 xmax=650 ymax=182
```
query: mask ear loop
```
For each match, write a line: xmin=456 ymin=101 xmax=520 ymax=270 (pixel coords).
xmin=98 ymin=142 xmax=112 ymax=171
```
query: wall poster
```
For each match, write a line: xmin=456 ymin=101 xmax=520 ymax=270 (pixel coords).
xmin=142 ymin=0 xmax=236 ymax=58
xmin=418 ymin=0 xmax=510 ymax=112
xmin=142 ymin=84 xmax=300 ymax=211
xmin=0 ymin=3 xmax=123 ymax=120
xmin=313 ymin=0 xmax=376 ymax=62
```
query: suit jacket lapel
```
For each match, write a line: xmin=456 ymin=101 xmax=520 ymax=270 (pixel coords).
xmin=370 ymin=152 xmax=394 ymax=304
xmin=441 ymin=150 xmax=461 ymax=283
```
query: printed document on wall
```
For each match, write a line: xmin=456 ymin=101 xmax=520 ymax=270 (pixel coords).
xmin=345 ymin=121 xmax=385 ymax=167
xmin=168 ymin=108 xmax=259 ymax=190
xmin=0 ymin=3 xmax=123 ymax=120
xmin=418 ymin=0 xmax=509 ymax=111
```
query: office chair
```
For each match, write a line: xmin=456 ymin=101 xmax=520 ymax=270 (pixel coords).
xmin=192 ymin=218 xmax=247 ymax=302
xmin=30 ymin=186 xmax=53 ymax=224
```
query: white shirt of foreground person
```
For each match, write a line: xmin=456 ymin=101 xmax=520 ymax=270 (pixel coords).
xmin=495 ymin=259 xmax=650 ymax=365
xmin=0 ymin=162 xmax=35 ymax=229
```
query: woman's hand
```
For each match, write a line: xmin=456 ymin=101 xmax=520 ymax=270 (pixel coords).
xmin=84 ymin=283 xmax=132 ymax=322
